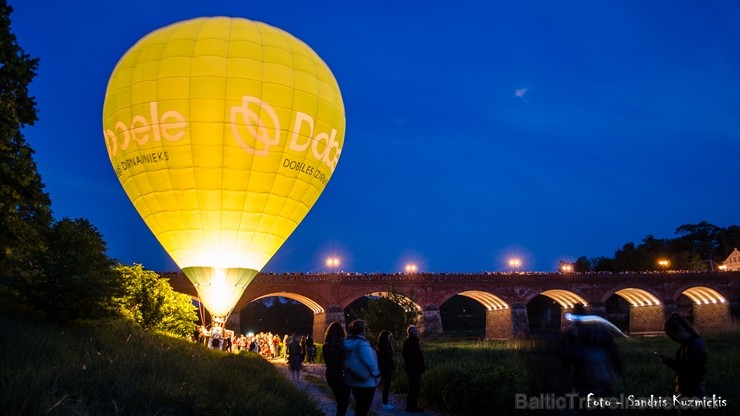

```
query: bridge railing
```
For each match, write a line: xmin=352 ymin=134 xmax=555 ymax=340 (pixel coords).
xmin=163 ymin=270 xmax=735 ymax=283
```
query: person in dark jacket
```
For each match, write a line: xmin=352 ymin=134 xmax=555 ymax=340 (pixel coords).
xmin=287 ymin=334 xmax=304 ymax=383
xmin=402 ymin=325 xmax=426 ymax=413
xmin=322 ymin=322 xmax=350 ymax=416
xmin=306 ymin=334 xmax=316 ymax=363
xmin=656 ymin=313 xmax=708 ymax=397
xmin=376 ymin=330 xmax=395 ymax=409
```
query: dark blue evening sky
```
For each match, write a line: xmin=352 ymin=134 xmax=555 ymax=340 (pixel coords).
xmin=11 ymin=0 xmax=740 ymax=273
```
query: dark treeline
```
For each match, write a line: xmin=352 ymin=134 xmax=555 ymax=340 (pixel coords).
xmin=574 ymin=221 xmax=740 ymax=272
xmin=0 ymin=0 xmax=117 ymax=321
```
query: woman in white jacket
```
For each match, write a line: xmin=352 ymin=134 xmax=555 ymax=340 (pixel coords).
xmin=343 ymin=320 xmax=381 ymax=416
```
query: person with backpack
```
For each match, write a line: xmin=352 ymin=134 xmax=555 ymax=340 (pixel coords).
xmin=343 ymin=320 xmax=380 ymax=416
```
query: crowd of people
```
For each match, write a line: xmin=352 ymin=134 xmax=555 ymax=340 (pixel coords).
xmin=317 ymin=312 xmax=708 ymax=415
xmin=197 ymin=311 xmax=709 ymax=415
xmin=322 ymin=320 xmax=426 ymax=415
xmin=197 ymin=324 xmax=316 ymax=363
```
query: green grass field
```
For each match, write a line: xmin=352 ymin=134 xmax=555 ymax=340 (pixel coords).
xmin=2 ymin=301 xmax=738 ymax=415
xmin=399 ymin=333 xmax=740 ymax=415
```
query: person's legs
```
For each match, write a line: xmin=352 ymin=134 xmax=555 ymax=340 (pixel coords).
xmin=352 ymin=387 xmax=376 ymax=416
xmin=381 ymin=371 xmax=392 ymax=405
xmin=406 ymin=372 xmax=421 ymax=411
xmin=327 ymin=379 xmax=350 ymax=416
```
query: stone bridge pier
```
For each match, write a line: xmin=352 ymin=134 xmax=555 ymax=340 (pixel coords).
xmin=313 ymin=305 xmax=345 ymax=342
xmin=421 ymin=305 xmax=443 ymax=338
xmin=485 ymin=308 xmax=513 ymax=339
xmin=693 ymin=302 xmax=730 ymax=329
xmin=629 ymin=304 xmax=664 ymax=334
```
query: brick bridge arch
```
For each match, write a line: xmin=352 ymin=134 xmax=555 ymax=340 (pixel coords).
xmin=165 ymin=271 xmax=740 ymax=341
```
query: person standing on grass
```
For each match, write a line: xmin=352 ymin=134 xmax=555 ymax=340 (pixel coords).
xmin=561 ymin=304 xmax=622 ymax=415
xmin=402 ymin=325 xmax=426 ymax=413
xmin=343 ymin=319 xmax=380 ymax=416
xmin=376 ymin=330 xmax=395 ymax=410
xmin=656 ymin=313 xmax=708 ymax=398
xmin=323 ymin=322 xmax=350 ymax=416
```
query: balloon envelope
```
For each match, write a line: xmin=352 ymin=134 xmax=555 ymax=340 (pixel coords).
xmin=103 ymin=17 xmax=345 ymax=317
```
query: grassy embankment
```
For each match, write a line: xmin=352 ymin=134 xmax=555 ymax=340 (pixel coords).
xmin=0 ymin=303 xmax=322 ymax=415
xmin=4 ymin=299 xmax=739 ymax=415
xmin=395 ymin=331 xmax=740 ymax=415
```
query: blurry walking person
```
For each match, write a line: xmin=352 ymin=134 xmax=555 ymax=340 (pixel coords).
xmin=561 ymin=305 xmax=622 ymax=413
xmin=402 ymin=325 xmax=426 ymax=413
xmin=323 ymin=322 xmax=351 ymax=416
xmin=376 ymin=330 xmax=395 ymax=409
xmin=343 ymin=320 xmax=380 ymax=416
xmin=656 ymin=313 xmax=708 ymax=397
xmin=287 ymin=334 xmax=303 ymax=383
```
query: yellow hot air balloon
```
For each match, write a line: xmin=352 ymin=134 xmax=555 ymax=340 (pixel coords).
xmin=102 ymin=17 xmax=345 ymax=321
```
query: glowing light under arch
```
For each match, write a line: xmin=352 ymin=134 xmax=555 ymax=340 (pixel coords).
xmin=458 ymin=290 xmax=509 ymax=311
xmin=541 ymin=289 xmax=588 ymax=309
xmin=255 ymin=293 xmax=324 ymax=314
xmin=682 ymin=287 xmax=726 ymax=305
xmin=615 ymin=288 xmax=661 ymax=307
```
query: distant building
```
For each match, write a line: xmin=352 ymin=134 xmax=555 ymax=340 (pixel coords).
xmin=721 ymin=248 xmax=740 ymax=271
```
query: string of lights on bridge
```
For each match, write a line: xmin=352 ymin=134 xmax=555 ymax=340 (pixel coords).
xmin=323 ymin=256 xmax=728 ymax=308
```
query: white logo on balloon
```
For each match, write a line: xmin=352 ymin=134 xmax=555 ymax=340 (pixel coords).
xmin=230 ymin=96 xmax=281 ymax=156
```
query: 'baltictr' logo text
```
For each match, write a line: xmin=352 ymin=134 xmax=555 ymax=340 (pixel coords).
xmin=103 ymin=96 xmax=342 ymax=173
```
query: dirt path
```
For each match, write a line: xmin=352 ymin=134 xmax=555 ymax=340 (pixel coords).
xmin=270 ymin=359 xmax=444 ymax=416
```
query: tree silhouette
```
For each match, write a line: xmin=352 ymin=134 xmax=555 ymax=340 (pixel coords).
xmin=355 ymin=285 xmax=421 ymax=346
xmin=0 ymin=0 xmax=52 ymax=289
xmin=582 ymin=221 xmax=738 ymax=271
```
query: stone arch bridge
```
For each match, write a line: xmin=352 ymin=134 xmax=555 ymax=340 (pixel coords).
xmin=165 ymin=271 xmax=740 ymax=342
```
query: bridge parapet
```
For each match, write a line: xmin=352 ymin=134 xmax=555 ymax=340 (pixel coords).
xmin=164 ymin=271 xmax=740 ymax=340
